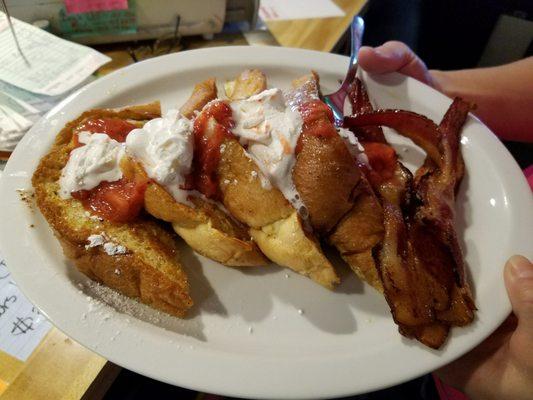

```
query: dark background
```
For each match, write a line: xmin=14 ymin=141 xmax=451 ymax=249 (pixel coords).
xmin=361 ymin=0 xmax=532 ymax=70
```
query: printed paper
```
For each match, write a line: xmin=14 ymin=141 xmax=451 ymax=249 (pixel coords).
xmin=0 ymin=13 xmax=110 ymax=96
xmin=0 ymin=250 xmax=51 ymax=361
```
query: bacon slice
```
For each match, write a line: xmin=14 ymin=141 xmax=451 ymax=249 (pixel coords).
xmin=345 ymin=110 xmax=442 ymax=167
xmin=413 ymin=98 xmax=476 ymax=326
xmin=346 ymin=80 xmax=436 ymax=332
xmin=345 ymin=78 xmax=475 ymax=348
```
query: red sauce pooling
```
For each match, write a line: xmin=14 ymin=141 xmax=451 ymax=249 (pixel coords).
xmin=296 ymin=99 xmax=337 ymax=153
xmin=73 ymin=118 xmax=137 ymax=147
xmin=361 ymin=141 xmax=398 ymax=186
xmin=190 ymin=101 xmax=235 ymax=198
xmin=72 ymin=177 xmax=148 ymax=223
xmin=70 ymin=117 xmax=144 ymax=222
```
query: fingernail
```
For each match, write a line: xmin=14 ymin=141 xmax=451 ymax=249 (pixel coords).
xmin=508 ymin=255 xmax=533 ymax=279
xmin=373 ymin=47 xmax=389 ymax=58
xmin=373 ymin=46 xmax=398 ymax=61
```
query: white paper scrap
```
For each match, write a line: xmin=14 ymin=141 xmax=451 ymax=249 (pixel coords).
xmin=0 ymin=12 xmax=110 ymax=96
xmin=0 ymin=91 xmax=38 ymax=115
xmin=0 ymin=250 xmax=51 ymax=361
xmin=259 ymin=0 xmax=345 ymax=21
xmin=0 ymin=76 xmax=95 ymax=152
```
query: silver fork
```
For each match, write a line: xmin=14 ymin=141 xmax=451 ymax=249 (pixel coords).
xmin=323 ymin=16 xmax=365 ymax=126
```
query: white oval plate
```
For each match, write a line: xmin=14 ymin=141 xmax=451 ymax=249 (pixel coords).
xmin=0 ymin=47 xmax=532 ymax=399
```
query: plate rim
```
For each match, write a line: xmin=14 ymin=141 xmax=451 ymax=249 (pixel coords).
xmin=0 ymin=45 xmax=532 ymax=399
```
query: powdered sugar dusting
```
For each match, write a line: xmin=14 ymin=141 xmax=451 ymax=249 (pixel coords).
xmin=85 ymin=233 xmax=127 ymax=255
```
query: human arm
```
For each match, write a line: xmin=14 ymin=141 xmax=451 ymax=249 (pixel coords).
xmin=358 ymin=41 xmax=533 ymax=142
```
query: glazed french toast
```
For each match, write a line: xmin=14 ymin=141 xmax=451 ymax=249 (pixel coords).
xmin=209 ymin=70 xmax=339 ymax=289
xmin=32 ymin=103 xmax=193 ymax=317
xmin=143 ymin=78 xmax=267 ymax=267
xmin=287 ymin=73 xmax=385 ymax=291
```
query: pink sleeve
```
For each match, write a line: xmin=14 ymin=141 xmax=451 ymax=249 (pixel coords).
xmin=524 ymin=165 xmax=533 ymax=191
xmin=433 ymin=374 xmax=470 ymax=400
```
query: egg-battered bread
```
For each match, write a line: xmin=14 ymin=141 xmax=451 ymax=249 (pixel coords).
xmin=32 ymin=103 xmax=193 ymax=317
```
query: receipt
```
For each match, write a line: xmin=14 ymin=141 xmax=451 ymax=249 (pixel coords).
xmin=0 ymin=13 xmax=110 ymax=96
xmin=0 ymin=251 xmax=51 ymax=361
xmin=0 ymin=73 xmax=95 ymax=152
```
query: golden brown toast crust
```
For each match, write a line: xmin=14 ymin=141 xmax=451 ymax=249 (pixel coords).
xmin=328 ymin=178 xmax=384 ymax=291
xmin=32 ymin=103 xmax=193 ymax=317
xmin=293 ymin=133 xmax=361 ymax=234
xmin=214 ymin=70 xmax=339 ymax=288
xmin=291 ymin=73 xmax=361 ymax=234
xmin=218 ymin=138 xmax=293 ymax=228
xmin=144 ymin=78 xmax=267 ymax=267
xmin=144 ymin=181 xmax=268 ymax=266
xmin=289 ymin=73 xmax=383 ymax=291
xmin=180 ymin=78 xmax=217 ymax=119
xmin=224 ymin=69 xmax=267 ymax=100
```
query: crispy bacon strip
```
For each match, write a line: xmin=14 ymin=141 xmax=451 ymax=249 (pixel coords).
xmin=347 ymin=79 xmax=437 ymax=331
xmin=344 ymin=110 xmax=442 ymax=167
xmin=347 ymin=79 xmax=386 ymax=143
xmin=380 ymin=202 xmax=433 ymax=326
xmin=412 ymin=97 xmax=476 ymax=326
xmin=348 ymin=78 xmax=476 ymax=347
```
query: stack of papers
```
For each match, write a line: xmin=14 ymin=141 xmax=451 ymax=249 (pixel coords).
xmin=0 ymin=12 xmax=110 ymax=153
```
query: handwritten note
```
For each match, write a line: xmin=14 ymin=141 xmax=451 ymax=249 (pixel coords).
xmin=259 ymin=0 xmax=345 ymax=21
xmin=0 ymin=249 xmax=51 ymax=361
xmin=65 ymin=0 xmax=129 ymax=15
xmin=0 ymin=13 xmax=110 ymax=96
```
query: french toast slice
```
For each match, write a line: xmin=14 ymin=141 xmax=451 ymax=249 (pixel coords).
xmin=32 ymin=103 xmax=193 ymax=317
xmin=213 ymin=70 xmax=338 ymax=289
xmin=143 ymin=78 xmax=267 ymax=267
xmin=287 ymin=73 xmax=384 ymax=291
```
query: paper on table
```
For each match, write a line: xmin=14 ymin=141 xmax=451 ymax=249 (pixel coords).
xmin=0 ymin=249 xmax=51 ymax=361
xmin=0 ymin=77 xmax=95 ymax=152
xmin=0 ymin=13 xmax=110 ymax=96
xmin=259 ymin=0 xmax=345 ymax=21
xmin=65 ymin=0 xmax=129 ymax=15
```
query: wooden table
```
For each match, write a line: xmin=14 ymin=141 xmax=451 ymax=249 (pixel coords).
xmin=266 ymin=0 xmax=367 ymax=51
xmin=0 ymin=1 xmax=366 ymax=398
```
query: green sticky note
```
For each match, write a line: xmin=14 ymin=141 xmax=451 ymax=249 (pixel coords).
xmin=58 ymin=0 xmax=137 ymax=38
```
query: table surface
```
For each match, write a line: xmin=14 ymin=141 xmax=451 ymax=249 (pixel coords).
xmin=0 ymin=1 xmax=366 ymax=398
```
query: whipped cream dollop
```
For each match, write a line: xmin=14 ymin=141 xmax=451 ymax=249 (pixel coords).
xmin=230 ymin=88 xmax=305 ymax=212
xmin=337 ymin=127 xmax=369 ymax=165
xmin=59 ymin=132 xmax=125 ymax=199
xmin=126 ymin=110 xmax=193 ymax=204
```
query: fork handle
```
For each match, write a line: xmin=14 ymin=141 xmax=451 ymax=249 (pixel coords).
xmin=344 ymin=16 xmax=365 ymax=86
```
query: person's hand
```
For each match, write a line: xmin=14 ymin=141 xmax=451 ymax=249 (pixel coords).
xmin=357 ymin=42 xmax=533 ymax=142
xmin=436 ymin=255 xmax=533 ymax=400
xmin=358 ymin=41 xmax=436 ymax=87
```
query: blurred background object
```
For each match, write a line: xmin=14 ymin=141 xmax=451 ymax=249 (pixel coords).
xmin=360 ymin=0 xmax=532 ymax=69
xmin=6 ymin=0 xmax=262 ymax=44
